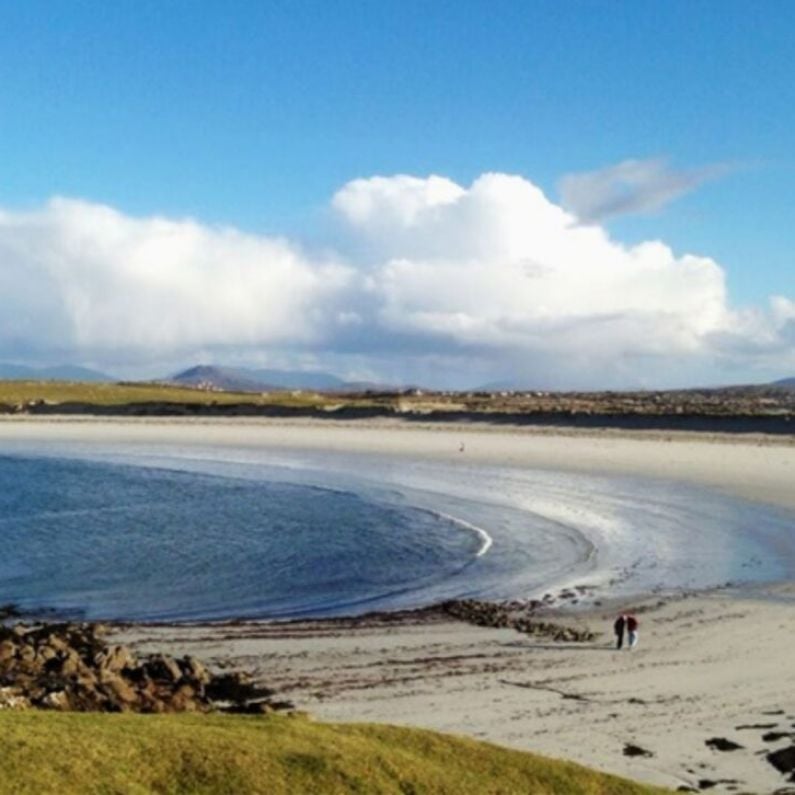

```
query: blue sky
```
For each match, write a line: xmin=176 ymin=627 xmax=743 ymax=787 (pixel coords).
xmin=0 ymin=1 xmax=792 ymax=386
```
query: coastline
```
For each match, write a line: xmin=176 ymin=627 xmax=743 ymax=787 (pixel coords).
xmin=3 ymin=416 xmax=795 ymax=792
xmin=1 ymin=413 xmax=794 ymax=511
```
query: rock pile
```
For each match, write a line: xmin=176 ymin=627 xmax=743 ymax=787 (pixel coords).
xmin=0 ymin=622 xmax=292 ymax=714
xmin=440 ymin=599 xmax=597 ymax=642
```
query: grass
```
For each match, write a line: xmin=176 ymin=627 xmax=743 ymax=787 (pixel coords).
xmin=0 ymin=712 xmax=667 ymax=795
xmin=0 ymin=380 xmax=346 ymax=408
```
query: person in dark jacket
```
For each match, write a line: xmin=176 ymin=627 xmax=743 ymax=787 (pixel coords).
xmin=613 ymin=614 xmax=626 ymax=649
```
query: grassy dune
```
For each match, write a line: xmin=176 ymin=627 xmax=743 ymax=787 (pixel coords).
xmin=0 ymin=712 xmax=665 ymax=795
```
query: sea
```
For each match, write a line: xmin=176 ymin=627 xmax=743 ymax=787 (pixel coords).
xmin=1 ymin=437 xmax=794 ymax=622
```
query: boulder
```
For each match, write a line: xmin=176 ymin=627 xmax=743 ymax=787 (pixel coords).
xmin=144 ymin=654 xmax=183 ymax=684
xmin=39 ymin=690 xmax=70 ymax=711
xmin=0 ymin=686 xmax=30 ymax=710
xmin=96 ymin=645 xmax=137 ymax=674
xmin=768 ymin=745 xmax=795 ymax=776
xmin=0 ymin=621 xmax=290 ymax=715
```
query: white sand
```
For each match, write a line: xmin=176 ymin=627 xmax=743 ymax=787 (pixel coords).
xmin=3 ymin=417 xmax=795 ymax=792
xmin=2 ymin=415 xmax=794 ymax=510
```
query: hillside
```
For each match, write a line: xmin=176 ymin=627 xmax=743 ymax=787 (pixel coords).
xmin=167 ymin=364 xmax=347 ymax=392
xmin=0 ymin=711 xmax=665 ymax=795
xmin=0 ymin=363 xmax=114 ymax=382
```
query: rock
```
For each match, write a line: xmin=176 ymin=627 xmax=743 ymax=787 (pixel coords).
xmin=0 ymin=621 xmax=290 ymax=716
xmin=0 ymin=640 xmax=15 ymax=662
xmin=179 ymin=655 xmax=211 ymax=684
xmin=96 ymin=645 xmax=137 ymax=674
xmin=205 ymin=672 xmax=261 ymax=703
xmin=768 ymin=746 xmax=795 ymax=776
xmin=764 ymin=732 xmax=795 ymax=743
xmin=705 ymin=737 xmax=744 ymax=752
xmin=439 ymin=598 xmax=595 ymax=642
xmin=623 ymin=743 xmax=653 ymax=758
xmin=40 ymin=690 xmax=70 ymax=710
xmin=144 ymin=654 xmax=183 ymax=684
xmin=98 ymin=673 xmax=139 ymax=706
xmin=0 ymin=686 xmax=30 ymax=710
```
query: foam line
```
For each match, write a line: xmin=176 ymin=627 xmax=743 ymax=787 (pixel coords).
xmin=433 ymin=510 xmax=494 ymax=558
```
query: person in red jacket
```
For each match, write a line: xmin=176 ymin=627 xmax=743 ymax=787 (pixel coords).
xmin=626 ymin=614 xmax=639 ymax=649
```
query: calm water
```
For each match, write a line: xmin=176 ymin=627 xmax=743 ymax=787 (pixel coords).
xmin=1 ymin=442 xmax=793 ymax=621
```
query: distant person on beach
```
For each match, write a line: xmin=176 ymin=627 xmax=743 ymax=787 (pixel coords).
xmin=613 ymin=614 xmax=626 ymax=649
xmin=626 ymin=614 xmax=639 ymax=649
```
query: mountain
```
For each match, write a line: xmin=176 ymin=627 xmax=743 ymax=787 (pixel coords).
xmin=166 ymin=366 xmax=266 ymax=392
xmin=244 ymin=368 xmax=346 ymax=390
xmin=166 ymin=365 xmax=348 ymax=392
xmin=0 ymin=363 xmax=115 ymax=382
xmin=773 ymin=377 xmax=795 ymax=389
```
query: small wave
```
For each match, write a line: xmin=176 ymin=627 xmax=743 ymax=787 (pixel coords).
xmin=433 ymin=510 xmax=494 ymax=558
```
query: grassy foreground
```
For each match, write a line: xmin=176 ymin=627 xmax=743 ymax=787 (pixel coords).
xmin=0 ymin=712 xmax=665 ymax=795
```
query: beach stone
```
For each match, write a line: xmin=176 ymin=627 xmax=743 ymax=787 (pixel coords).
xmin=179 ymin=655 xmax=211 ymax=684
xmin=623 ymin=743 xmax=653 ymax=758
xmin=0 ymin=640 xmax=15 ymax=662
xmin=0 ymin=621 xmax=290 ymax=715
xmin=96 ymin=645 xmax=137 ymax=674
xmin=764 ymin=732 xmax=794 ymax=743
xmin=0 ymin=686 xmax=30 ymax=710
xmin=99 ymin=673 xmax=138 ymax=706
xmin=144 ymin=654 xmax=183 ymax=683
xmin=768 ymin=746 xmax=795 ymax=776
xmin=705 ymin=737 xmax=744 ymax=752
xmin=439 ymin=598 xmax=595 ymax=642
xmin=40 ymin=690 xmax=70 ymax=711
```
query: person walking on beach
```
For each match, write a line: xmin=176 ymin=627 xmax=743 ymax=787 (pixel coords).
xmin=626 ymin=614 xmax=639 ymax=649
xmin=613 ymin=614 xmax=626 ymax=649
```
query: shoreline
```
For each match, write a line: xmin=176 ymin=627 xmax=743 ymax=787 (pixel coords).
xmin=1 ymin=414 xmax=793 ymax=513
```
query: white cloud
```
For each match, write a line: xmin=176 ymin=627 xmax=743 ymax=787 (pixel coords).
xmin=0 ymin=173 xmax=791 ymax=387
xmin=335 ymin=173 xmax=733 ymax=356
xmin=0 ymin=198 xmax=351 ymax=357
xmin=558 ymin=157 xmax=729 ymax=223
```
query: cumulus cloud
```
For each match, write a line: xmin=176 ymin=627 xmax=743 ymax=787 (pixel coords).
xmin=0 ymin=173 xmax=791 ymax=387
xmin=0 ymin=198 xmax=351 ymax=358
xmin=558 ymin=157 xmax=729 ymax=223
xmin=335 ymin=173 xmax=732 ymax=355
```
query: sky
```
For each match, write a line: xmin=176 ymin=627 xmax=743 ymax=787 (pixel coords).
xmin=0 ymin=0 xmax=793 ymax=388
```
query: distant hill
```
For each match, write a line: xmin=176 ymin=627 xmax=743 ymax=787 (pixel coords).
xmin=244 ymin=368 xmax=346 ymax=390
xmin=0 ymin=363 xmax=115 ymax=382
xmin=166 ymin=365 xmax=349 ymax=392
xmin=773 ymin=377 xmax=795 ymax=389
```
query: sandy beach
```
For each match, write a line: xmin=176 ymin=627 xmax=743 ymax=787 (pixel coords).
xmin=2 ymin=417 xmax=795 ymax=792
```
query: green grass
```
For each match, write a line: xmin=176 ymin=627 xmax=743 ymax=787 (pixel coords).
xmin=0 ymin=712 xmax=666 ymax=795
xmin=0 ymin=380 xmax=346 ymax=408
